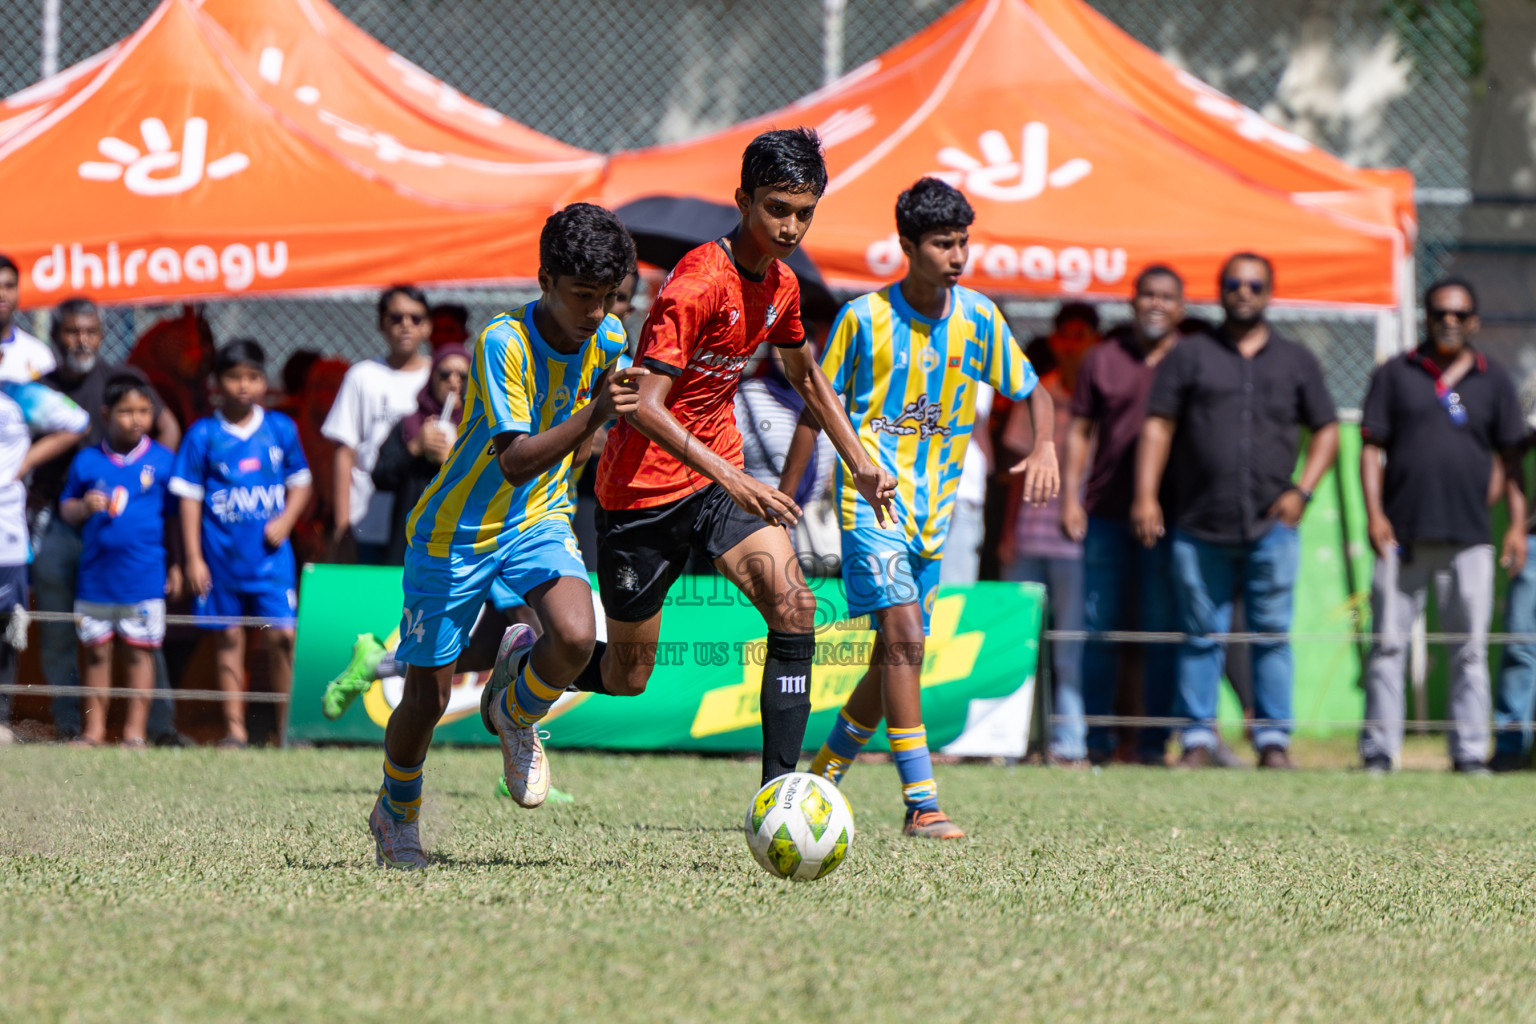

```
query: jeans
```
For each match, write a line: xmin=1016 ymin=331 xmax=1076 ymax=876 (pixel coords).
xmin=1169 ymin=525 xmax=1299 ymax=752
xmin=1362 ymin=542 xmax=1494 ymax=765
xmin=1081 ymin=517 xmax=1179 ymax=760
xmin=1006 ymin=554 xmax=1086 ymax=759
xmin=939 ymin=499 xmax=985 ymax=585
xmin=34 ymin=513 xmax=176 ymax=740
xmin=1493 ymin=535 xmax=1536 ymax=757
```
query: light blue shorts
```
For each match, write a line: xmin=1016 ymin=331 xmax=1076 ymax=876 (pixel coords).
xmin=840 ymin=525 xmax=942 ymax=634
xmin=396 ymin=517 xmax=587 ymax=668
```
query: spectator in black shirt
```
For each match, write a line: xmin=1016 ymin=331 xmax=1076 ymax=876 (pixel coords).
xmin=1133 ymin=253 xmax=1339 ymax=769
xmin=1358 ymin=277 xmax=1526 ymax=773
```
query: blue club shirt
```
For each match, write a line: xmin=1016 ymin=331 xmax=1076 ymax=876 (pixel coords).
xmin=169 ymin=407 xmax=311 ymax=593
xmin=63 ymin=438 xmax=177 ymax=604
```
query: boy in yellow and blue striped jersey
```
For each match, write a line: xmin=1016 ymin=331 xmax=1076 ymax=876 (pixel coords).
xmin=782 ymin=178 xmax=1060 ymax=839
xmin=368 ymin=204 xmax=649 ymax=869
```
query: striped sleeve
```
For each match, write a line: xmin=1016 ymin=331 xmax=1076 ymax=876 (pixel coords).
xmin=982 ymin=302 xmax=1038 ymax=401
xmin=480 ymin=323 xmax=533 ymax=434
xmin=820 ymin=301 xmax=863 ymax=394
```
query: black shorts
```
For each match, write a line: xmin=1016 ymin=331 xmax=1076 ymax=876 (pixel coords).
xmin=596 ymin=483 xmax=770 ymax=622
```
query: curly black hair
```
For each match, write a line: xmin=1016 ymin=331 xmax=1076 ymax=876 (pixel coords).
xmin=740 ymin=127 xmax=828 ymax=198
xmin=103 ymin=370 xmax=156 ymax=411
xmin=895 ymin=177 xmax=974 ymax=243
xmin=540 ymin=203 xmax=637 ymax=286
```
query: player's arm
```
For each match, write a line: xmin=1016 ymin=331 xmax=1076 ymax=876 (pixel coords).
xmin=628 ymin=370 xmax=804 ymax=525
xmin=178 ymin=496 xmax=211 ymax=596
xmin=779 ymin=343 xmax=895 ymax=526
xmin=1131 ymin=416 xmax=1174 ymax=549
xmin=776 ymin=410 xmax=820 ymax=498
xmin=18 ymin=429 xmax=85 ymax=478
xmin=496 ymin=367 xmax=647 ymax=487
xmin=1007 ymin=383 xmax=1059 ymax=506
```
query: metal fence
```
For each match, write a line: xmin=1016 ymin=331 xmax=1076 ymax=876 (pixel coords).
xmin=1 ymin=0 xmax=1491 ymax=407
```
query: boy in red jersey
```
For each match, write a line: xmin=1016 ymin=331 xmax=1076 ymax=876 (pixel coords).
xmin=589 ymin=128 xmax=895 ymax=786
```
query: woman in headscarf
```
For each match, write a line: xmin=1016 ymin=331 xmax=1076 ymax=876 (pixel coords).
xmin=370 ymin=343 xmax=469 ymax=565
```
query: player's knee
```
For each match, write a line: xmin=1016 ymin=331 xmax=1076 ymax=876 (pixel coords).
xmin=765 ymin=586 xmax=817 ymax=634
xmin=267 ymin=630 xmax=295 ymax=653
xmin=600 ymin=645 xmax=653 ymax=697
xmin=542 ymin=614 xmax=596 ymax=675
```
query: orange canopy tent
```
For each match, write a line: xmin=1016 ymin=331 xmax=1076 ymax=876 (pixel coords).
xmin=0 ymin=0 xmax=599 ymax=307
xmin=590 ymin=0 xmax=1413 ymax=310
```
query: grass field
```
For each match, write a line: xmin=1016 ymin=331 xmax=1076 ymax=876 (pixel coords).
xmin=3 ymin=741 xmax=1535 ymax=1023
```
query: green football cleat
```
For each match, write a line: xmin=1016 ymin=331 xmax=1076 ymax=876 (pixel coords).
xmin=321 ymin=633 xmax=386 ymax=720
xmin=496 ymin=776 xmax=574 ymax=804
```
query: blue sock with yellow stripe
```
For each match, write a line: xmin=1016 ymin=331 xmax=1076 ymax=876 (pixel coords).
xmin=379 ymin=755 xmax=424 ymax=822
xmin=506 ymin=657 xmax=562 ymax=728
xmin=810 ymin=710 xmax=876 ymax=784
xmin=888 ymin=724 xmax=939 ymax=813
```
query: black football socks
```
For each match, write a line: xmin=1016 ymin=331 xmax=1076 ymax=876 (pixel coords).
xmin=760 ymin=629 xmax=815 ymax=784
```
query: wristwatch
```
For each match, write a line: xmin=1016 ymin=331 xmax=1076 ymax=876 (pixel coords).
xmin=1296 ymin=486 xmax=1313 ymax=504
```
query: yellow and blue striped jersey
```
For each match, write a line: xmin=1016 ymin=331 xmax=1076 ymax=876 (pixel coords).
xmin=823 ymin=283 xmax=1037 ymax=558
xmin=406 ymin=303 xmax=625 ymax=557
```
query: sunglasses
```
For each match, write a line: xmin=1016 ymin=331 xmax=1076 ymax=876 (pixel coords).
xmin=1428 ymin=308 xmax=1474 ymax=322
xmin=1222 ymin=277 xmax=1267 ymax=295
xmin=386 ymin=312 xmax=427 ymax=326
xmin=435 ymin=368 xmax=468 ymax=382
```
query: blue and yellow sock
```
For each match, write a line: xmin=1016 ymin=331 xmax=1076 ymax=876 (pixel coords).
xmin=379 ymin=755 xmax=424 ymax=822
xmin=505 ymin=657 xmax=562 ymax=728
xmin=810 ymin=710 xmax=876 ymax=784
xmin=888 ymin=724 xmax=939 ymax=814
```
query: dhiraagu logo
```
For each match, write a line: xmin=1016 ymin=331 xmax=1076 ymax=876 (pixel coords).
xmin=688 ymin=593 xmax=983 ymax=738
xmin=78 ymin=117 xmax=250 ymax=196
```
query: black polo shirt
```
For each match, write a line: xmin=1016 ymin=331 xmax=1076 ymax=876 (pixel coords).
xmin=1360 ymin=346 xmax=1524 ymax=546
xmin=1146 ymin=328 xmax=1336 ymax=545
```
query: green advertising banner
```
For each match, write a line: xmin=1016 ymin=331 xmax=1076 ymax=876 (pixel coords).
xmin=290 ymin=565 xmax=1043 ymax=753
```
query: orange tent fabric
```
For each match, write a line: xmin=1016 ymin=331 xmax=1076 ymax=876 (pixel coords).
xmin=591 ymin=0 xmax=1411 ymax=308
xmin=0 ymin=0 xmax=596 ymax=307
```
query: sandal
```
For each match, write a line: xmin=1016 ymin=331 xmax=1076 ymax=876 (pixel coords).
xmin=120 ymin=738 xmax=148 ymax=751
xmin=216 ymin=736 xmax=248 ymax=750
xmin=67 ymin=736 xmax=102 ymax=748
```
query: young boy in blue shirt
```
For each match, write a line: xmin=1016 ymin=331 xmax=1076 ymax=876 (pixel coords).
xmin=60 ymin=374 xmax=178 ymax=748
xmin=171 ymin=340 xmax=312 ymax=747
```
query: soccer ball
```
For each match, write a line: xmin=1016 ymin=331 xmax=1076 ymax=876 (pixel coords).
xmin=744 ymin=772 xmax=855 ymax=881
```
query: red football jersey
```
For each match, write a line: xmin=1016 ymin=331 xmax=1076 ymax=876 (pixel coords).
xmin=598 ymin=239 xmax=805 ymax=510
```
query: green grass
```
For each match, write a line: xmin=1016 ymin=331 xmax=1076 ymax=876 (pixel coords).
xmin=3 ymin=743 xmax=1535 ymax=1023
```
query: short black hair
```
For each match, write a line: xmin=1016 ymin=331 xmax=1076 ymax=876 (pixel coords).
xmin=430 ymin=303 xmax=469 ymax=329
xmin=895 ymin=177 xmax=974 ymax=243
xmin=1219 ymin=251 xmax=1274 ymax=289
xmin=539 ymin=203 xmax=637 ymax=286
xmin=214 ymin=338 xmax=266 ymax=377
xmin=103 ymin=371 xmax=156 ymax=411
xmin=740 ymin=127 xmax=827 ymax=198
xmin=1055 ymin=302 xmax=1099 ymax=332
xmin=1424 ymin=276 xmax=1478 ymax=314
xmin=377 ymin=284 xmax=429 ymax=325
xmin=0 ymin=254 xmax=15 ymax=279
xmin=51 ymin=296 xmax=100 ymax=344
xmin=281 ymin=349 xmax=321 ymax=396
xmin=1134 ymin=264 xmax=1183 ymax=296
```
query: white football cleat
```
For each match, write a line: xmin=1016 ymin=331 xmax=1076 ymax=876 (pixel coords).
xmin=369 ymin=794 xmax=428 ymax=869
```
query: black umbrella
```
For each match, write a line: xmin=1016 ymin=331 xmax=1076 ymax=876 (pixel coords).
xmin=614 ymin=196 xmax=838 ymax=325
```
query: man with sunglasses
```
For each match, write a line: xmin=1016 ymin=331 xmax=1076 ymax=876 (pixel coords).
xmin=322 ymin=285 xmax=434 ymax=564
xmin=1359 ymin=277 xmax=1526 ymax=773
xmin=1132 ymin=252 xmax=1338 ymax=769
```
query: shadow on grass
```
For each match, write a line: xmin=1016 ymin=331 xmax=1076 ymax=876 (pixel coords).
xmin=629 ymin=824 xmax=739 ymax=834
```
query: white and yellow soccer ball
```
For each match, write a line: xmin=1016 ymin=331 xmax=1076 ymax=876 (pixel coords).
xmin=744 ymin=772 xmax=855 ymax=881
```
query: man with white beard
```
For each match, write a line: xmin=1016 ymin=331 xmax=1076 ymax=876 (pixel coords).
xmin=30 ymin=297 xmax=182 ymax=742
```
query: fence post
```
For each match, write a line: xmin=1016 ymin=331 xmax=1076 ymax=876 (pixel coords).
xmin=40 ymin=0 xmax=60 ymax=78
xmin=821 ymin=0 xmax=847 ymax=87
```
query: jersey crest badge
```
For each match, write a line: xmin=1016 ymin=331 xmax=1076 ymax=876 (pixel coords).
xmin=140 ymin=464 xmax=155 ymax=491
xmin=269 ymin=445 xmax=283 ymax=472
xmin=765 ymin=304 xmax=779 ymax=328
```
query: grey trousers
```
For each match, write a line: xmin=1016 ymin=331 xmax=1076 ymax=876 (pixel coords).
xmin=1361 ymin=542 xmax=1494 ymax=765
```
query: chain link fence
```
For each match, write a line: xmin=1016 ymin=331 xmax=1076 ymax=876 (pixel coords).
xmin=1 ymin=0 xmax=1490 ymax=408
